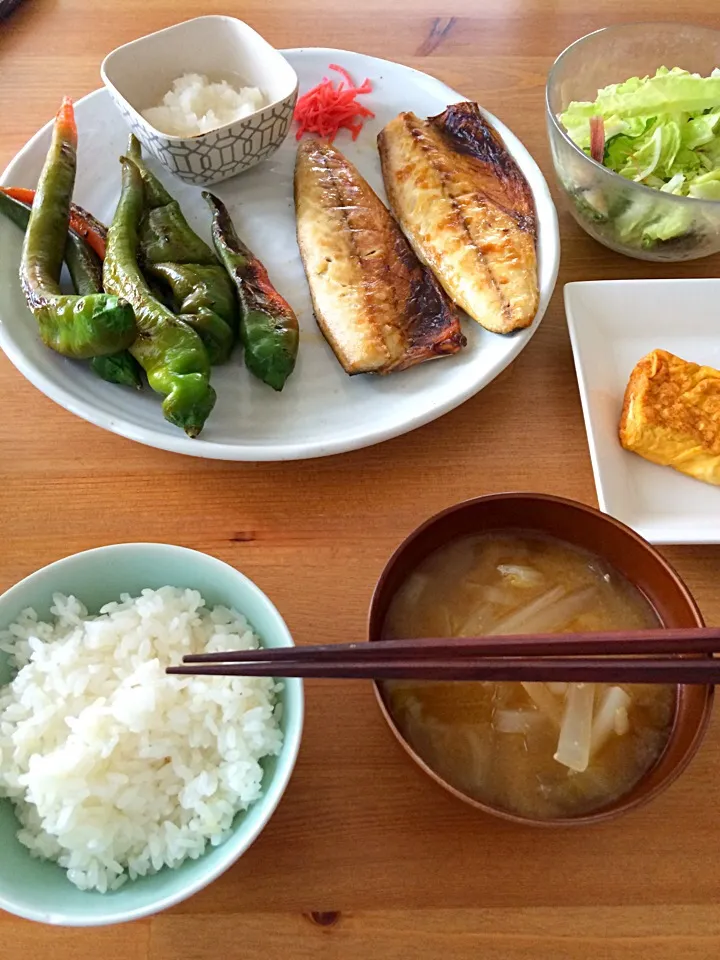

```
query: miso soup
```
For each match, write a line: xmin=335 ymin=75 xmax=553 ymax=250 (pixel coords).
xmin=382 ymin=532 xmax=675 ymax=820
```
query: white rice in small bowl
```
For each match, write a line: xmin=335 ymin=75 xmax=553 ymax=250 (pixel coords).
xmin=0 ymin=587 xmax=283 ymax=894
xmin=0 ymin=544 xmax=303 ymax=926
xmin=142 ymin=73 xmax=266 ymax=137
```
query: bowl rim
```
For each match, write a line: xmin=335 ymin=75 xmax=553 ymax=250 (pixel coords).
xmin=100 ymin=15 xmax=299 ymax=144
xmin=368 ymin=492 xmax=714 ymax=827
xmin=546 ymin=21 xmax=720 ymax=207
xmin=0 ymin=542 xmax=304 ymax=926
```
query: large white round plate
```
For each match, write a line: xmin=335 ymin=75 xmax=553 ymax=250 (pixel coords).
xmin=0 ymin=48 xmax=559 ymax=460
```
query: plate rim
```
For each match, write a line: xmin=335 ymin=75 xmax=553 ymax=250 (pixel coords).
xmin=564 ymin=278 xmax=720 ymax=545
xmin=0 ymin=48 xmax=559 ymax=461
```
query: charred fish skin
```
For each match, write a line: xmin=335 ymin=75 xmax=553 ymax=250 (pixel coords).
xmin=294 ymin=139 xmax=465 ymax=376
xmin=432 ymin=103 xmax=536 ymax=237
xmin=378 ymin=102 xmax=539 ymax=335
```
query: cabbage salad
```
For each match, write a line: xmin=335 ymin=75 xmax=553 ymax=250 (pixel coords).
xmin=559 ymin=67 xmax=720 ymax=247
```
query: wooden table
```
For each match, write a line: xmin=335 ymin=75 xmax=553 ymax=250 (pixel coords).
xmin=2 ymin=1 xmax=720 ymax=957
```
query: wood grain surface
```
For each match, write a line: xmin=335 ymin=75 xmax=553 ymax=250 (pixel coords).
xmin=2 ymin=1 xmax=720 ymax=957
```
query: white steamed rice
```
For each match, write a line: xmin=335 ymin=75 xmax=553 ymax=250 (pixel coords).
xmin=142 ymin=73 xmax=266 ymax=137
xmin=0 ymin=587 xmax=284 ymax=893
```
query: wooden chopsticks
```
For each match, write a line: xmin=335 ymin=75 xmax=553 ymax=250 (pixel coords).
xmin=166 ymin=627 xmax=720 ymax=684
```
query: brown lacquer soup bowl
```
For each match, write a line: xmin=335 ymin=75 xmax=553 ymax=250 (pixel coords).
xmin=368 ymin=493 xmax=713 ymax=826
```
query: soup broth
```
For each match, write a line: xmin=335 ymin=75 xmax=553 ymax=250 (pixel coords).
xmin=382 ymin=532 xmax=676 ymax=820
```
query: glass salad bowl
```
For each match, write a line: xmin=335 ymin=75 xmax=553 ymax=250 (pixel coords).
xmin=546 ymin=23 xmax=720 ymax=261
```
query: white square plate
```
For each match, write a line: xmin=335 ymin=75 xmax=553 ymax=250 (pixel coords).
xmin=565 ymin=279 xmax=720 ymax=544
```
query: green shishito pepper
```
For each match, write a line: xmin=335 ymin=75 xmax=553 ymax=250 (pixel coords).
xmin=62 ymin=240 xmax=143 ymax=389
xmin=104 ymin=157 xmax=216 ymax=438
xmin=144 ymin=261 xmax=236 ymax=365
xmin=204 ymin=192 xmax=299 ymax=391
xmin=0 ymin=188 xmax=142 ymax=389
xmin=126 ymin=137 xmax=237 ymax=365
xmin=89 ymin=350 xmax=143 ymax=389
xmin=62 ymin=224 xmax=102 ymax=295
xmin=19 ymin=98 xmax=136 ymax=360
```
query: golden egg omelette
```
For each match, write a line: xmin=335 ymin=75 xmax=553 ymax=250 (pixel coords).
xmin=619 ymin=348 xmax=720 ymax=486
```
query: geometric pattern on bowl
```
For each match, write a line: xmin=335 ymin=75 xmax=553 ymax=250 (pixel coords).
xmin=108 ymin=90 xmax=297 ymax=186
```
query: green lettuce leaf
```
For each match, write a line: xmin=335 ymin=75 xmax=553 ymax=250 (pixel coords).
xmin=682 ymin=110 xmax=720 ymax=149
xmin=688 ymin=167 xmax=720 ymax=198
xmin=593 ymin=68 xmax=720 ymax=117
xmin=558 ymin=66 xmax=720 ymax=245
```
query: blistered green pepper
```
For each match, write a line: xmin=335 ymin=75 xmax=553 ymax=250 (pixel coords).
xmin=104 ymin=157 xmax=216 ymax=437
xmin=62 ymin=224 xmax=103 ymax=296
xmin=0 ymin=187 xmax=142 ymax=389
xmin=143 ymin=261 xmax=236 ymax=364
xmin=62 ymin=230 xmax=143 ymax=389
xmin=64 ymin=240 xmax=141 ymax=387
xmin=126 ymin=137 xmax=237 ymax=364
xmin=204 ymin=192 xmax=298 ymax=391
xmin=19 ymin=98 xmax=136 ymax=359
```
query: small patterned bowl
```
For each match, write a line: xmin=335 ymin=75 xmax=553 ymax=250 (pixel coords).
xmin=101 ymin=16 xmax=298 ymax=186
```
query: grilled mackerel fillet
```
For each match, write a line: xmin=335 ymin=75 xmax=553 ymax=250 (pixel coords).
xmin=378 ymin=102 xmax=539 ymax=334
xmin=294 ymin=139 xmax=465 ymax=375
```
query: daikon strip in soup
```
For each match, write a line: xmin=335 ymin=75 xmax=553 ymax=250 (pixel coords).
xmin=381 ymin=532 xmax=675 ymax=819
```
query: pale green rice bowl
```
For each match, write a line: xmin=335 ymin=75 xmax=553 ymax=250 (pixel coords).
xmin=0 ymin=543 xmax=303 ymax=926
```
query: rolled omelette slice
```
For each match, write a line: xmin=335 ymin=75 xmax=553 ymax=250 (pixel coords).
xmin=619 ymin=348 xmax=720 ymax=486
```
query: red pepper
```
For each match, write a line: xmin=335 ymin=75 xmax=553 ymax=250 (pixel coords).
xmin=0 ymin=185 xmax=107 ymax=258
xmin=589 ymin=116 xmax=605 ymax=165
